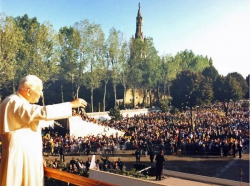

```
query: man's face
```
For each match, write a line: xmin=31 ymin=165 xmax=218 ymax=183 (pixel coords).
xmin=29 ymin=84 xmax=43 ymax=103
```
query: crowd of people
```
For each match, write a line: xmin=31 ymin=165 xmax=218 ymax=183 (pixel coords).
xmin=44 ymin=104 xmax=249 ymax=155
xmin=42 ymin=103 xmax=249 ymax=176
xmin=44 ymin=154 xmax=124 ymax=175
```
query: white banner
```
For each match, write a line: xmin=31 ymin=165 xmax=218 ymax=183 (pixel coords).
xmin=89 ymin=155 xmax=96 ymax=169
xmin=69 ymin=116 xmax=124 ymax=138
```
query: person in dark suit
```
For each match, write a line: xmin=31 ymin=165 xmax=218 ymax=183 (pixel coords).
xmin=155 ymin=150 xmax=165 ymax=181
xmin=223 ymin=140 xmax=229 ymax=157
xmin=149 ymin=147 xmax=155 ymax=163
xmin=100 ymin=155 xmax=111 ymax=169
xmin=85 ymin=141 xmax=91 ymax=156
xmin=59 ymin=145 xmax=65 ymax=162
xmin=69 ymin=157 xmax=76 ymax=166
xmin=135 ymin=148 xmax=140 ymax=162
xmin=85 ymin=157 xmax=91 ymax=171
xmin=232 ymin=140 xmax=236 ymax=158
xmin=116 ymin=158 xmax=124 ymax=171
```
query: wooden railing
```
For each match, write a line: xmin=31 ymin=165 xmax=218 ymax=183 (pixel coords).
xmin=44 ymin=167 xmax=118 ymax=186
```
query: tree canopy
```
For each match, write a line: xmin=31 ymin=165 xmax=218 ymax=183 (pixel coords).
xmin=0 ymin=13 xmax=248 ymax=113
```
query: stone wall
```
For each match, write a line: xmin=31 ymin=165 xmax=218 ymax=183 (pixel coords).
xmin=86 ymin=109 xmax=150 ymax=121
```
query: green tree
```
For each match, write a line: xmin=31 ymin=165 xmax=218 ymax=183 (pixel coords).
xmin=140 ymin=37 xmax=161 ymax=107
xmin=98 ymin=44 xmax=110 ymax=111
xmin=171 ymin=70 xmax=201 ymax=128
xmin=167 ymin=50 xmax=212 ymax=81
xmin=74 ymin=20 xmax=98 ymax=101
xmin=13 ymin=14 xmax=59 ymax=105
xmin=202 ymin=66 xmax=219 ymax=81
xmin=81 ymin=22 xmax=105 ymax=112
xmin=213 ymin=75 xmax=245 ymax=116
xmin=119 ymin=40 xmax=130 ymax=109
xmin=225 ymin=74 xmax=246 ymax=103
xmin=171 ymin=70 xmax=199 ymax=109
xmin=159 ymin=55 xmax=173 ymax=102
xmin=161 ymin=54 xmax=176 ymax=107
xmin=196 ymin=76 xmax=213 ymax=106
xmin=0 ymin=15 xmax=23 ymax=101
xmin=108 ymin=106 xmax=123 ymax=121
xmin=34 ymin=23 xmax=60 ymax=105
xmin=228 ymin=72 xmax=248 ymax=99
xmin=127 ymin=37 xmax=144 ymax=108
xmin=14 ymin=14 xmax=41 ymax=87
xmin=58 ymin=26 xmax=81 ymax=101
xmin=178 ymin=50 xmax=211 ymax=72
xmin=106 ymin=28 xmax=121 ymax=107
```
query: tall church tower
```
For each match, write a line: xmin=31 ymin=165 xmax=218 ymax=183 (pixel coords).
xmin=135 ymin=3 xmax=144 ymax=40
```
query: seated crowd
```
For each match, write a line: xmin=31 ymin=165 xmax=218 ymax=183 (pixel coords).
xmin=44 ymin=155 xmax=124 ymax=175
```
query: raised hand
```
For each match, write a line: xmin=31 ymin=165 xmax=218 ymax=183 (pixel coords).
xmin=70 ymin=98 xmax=87 ymax=108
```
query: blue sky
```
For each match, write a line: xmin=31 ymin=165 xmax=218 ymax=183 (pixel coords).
xmin=1 ymin=0 xmax=249 ymax=77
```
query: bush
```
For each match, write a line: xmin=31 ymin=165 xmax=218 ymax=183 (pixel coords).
xmin=158 ymin=100 xmax=168 ymax=112
xmin=108 ymin=106 xmax=123 ymax=121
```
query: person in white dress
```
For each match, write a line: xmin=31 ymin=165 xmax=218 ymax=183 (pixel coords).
xmin=0 ymin=75 xmax=87 ymax=186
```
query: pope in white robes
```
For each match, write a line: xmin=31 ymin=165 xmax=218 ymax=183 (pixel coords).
xmin=0 ymin=75 xmax=87 ymax=186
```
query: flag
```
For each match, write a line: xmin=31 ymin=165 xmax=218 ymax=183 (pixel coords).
xmin=89 ymin=155 xmax=96 ymax=169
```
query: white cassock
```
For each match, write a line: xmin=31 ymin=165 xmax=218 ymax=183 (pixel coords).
xmin=0 ymin=92 xmax=72 ymax=186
